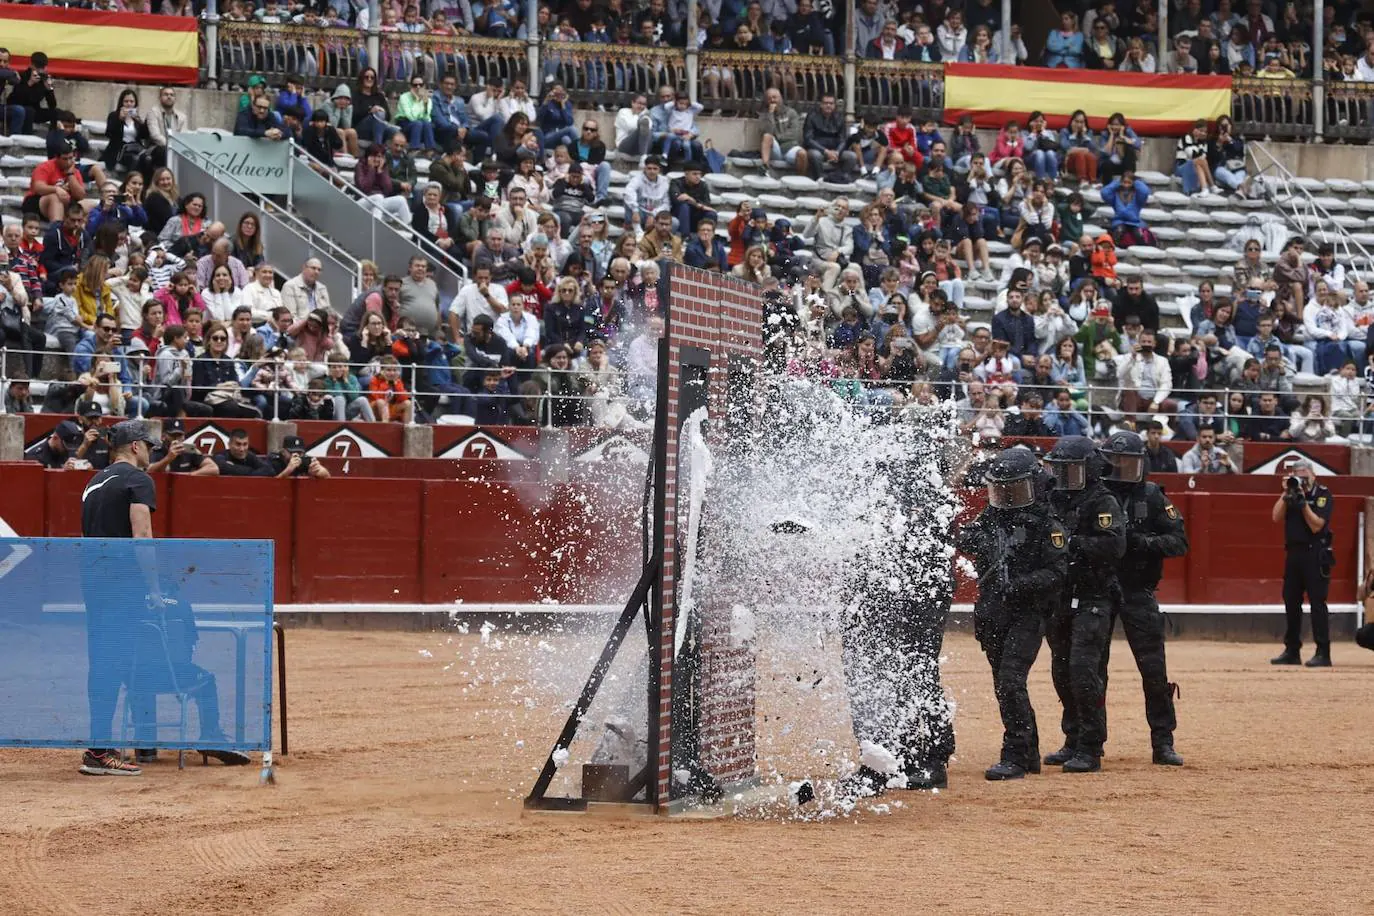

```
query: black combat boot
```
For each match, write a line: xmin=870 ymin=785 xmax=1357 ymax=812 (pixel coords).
xmin=984 ymin=760 xmax=1027 ymax=781
xmin=904 ymin=762 xmax=948 ymax=790
xmin=1062 ymin=751 xmax=1101 ymax=773
xmin=1043 ymin=745 xmax=1074 ymax=766
xmin=1304 ymin=647 xmax=1332 ymax=667
xmin=1270 ymin=647 xmax=1302 ymax=665
xmin=1152 ymin=745 xmax=1184 ymax=766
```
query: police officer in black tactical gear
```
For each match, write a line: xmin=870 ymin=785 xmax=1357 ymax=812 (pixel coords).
xmin=1042 ymin=435 xmax=1126 ymax=774
xmin=834 ymin=457 xmax=957 ymax=800
xmin=1271 ymin=458 xmax=1336 ymax=668
xmin=957 ymin=446 xmax=1069 ymax=781
xmin=1101 ymin=431 xmax=1189 ymax=767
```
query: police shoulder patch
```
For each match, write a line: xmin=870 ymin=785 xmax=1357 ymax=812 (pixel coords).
xmin=1097 ymin=512 xmax=1114 ymax=529
xmin=1050 ymin=530 xmax=1066 ymax=549
xmin=1316 ymin=496 xmax=1328 ymax=508
xmin=1165 ymin=504 xmax=1179 ymax=519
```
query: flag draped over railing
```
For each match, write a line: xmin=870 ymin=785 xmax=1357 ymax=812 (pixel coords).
xmin=943 ymin=63 xmax=1233 ymax=135
xmin=0 ymin=6 xmax=199 ymax=86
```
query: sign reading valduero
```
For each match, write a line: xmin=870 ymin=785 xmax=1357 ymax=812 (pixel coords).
xmin=172 ymin=133 xmax=291 ymax=195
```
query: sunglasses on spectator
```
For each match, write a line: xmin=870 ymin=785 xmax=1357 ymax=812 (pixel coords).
xmin=583 ymin=125 xmax=598 ymax=131
xmin=210 ymin=334 xmax=228 ymax=341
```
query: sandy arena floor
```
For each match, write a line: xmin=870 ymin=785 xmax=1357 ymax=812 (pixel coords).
xmin=0 ymin=626 xmax=1370 ymax=915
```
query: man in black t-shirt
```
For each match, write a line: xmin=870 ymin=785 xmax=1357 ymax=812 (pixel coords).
xmin=213 ymin=428 xmax=274 ymax=477
xmin=78 ymin=419 xmax=160 ymax=776
xmin=148 ymin=419 xmax=218 ymax=476
xmin=81 ymin=420 xmax=251 ymax=773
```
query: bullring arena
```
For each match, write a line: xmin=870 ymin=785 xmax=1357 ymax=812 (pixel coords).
xmin=5 ymin=3 xmax=1374 ymax=912
xmin=0 ymin=629 xmax=1370 ymax=913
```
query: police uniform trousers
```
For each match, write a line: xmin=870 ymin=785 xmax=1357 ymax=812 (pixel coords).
xmin=1046 ymin=593 xmax=1113 ymax=758
xmin=1282 ymin=544 xmax=1331 ymax=650
xmin=840 ymin=590 xmax=955 ymax=773
xmin=1100 ymin=586 xmax=1177 ymax=750
xmin=973 ymin=598 xmax=1044 ymax=769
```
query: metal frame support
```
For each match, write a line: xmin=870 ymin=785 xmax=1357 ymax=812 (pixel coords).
xmin=204 ymin=0 xmax=221 ymax=88
xmin=1313 ymin=0 xmax=1326 ymax=140
xmin=843 ymin=4 xmax=856 ymax=120
xmin=1157 ymin=0 xmax=1168 ymax=69
xmin=686 ymin=1 xmax=699 ymax=106
xmin=366 ymin=0 xmax=381 ymax=76
xmin=1001 ymin=0 xmax=1013 ymax=65
xmin=526 ymin=0 xmax=540 ymax=93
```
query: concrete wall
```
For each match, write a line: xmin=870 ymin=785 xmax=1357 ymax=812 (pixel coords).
xmin=53 ymin=78 xmax=1367 ymax=180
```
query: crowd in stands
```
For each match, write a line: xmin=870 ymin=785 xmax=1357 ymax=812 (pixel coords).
xmin=3 ymin=1 xmax=1373 ymax=474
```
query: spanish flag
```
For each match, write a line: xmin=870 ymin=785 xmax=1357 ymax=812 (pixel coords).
xmin=0 ymin=6 xmax=199 ymax=86
xmin=943 ymin=64 xmax=1232 ymax=135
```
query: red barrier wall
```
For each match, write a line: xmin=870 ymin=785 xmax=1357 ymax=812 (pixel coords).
xmin=0 ymin=462 xmax=1362 ymax=606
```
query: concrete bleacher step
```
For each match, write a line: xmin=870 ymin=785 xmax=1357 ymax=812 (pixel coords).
xmin=779 ymin=175 xmax=821 ymax=193
xmin=1185 ymin=227 xmax=1227 ymax=245
xmin=1140 ymin=207 xmax=1172 ymax=225
xmin=703 ymin=172 xmax=743 ymax=190
xmin=741 ymin=175 xmax=782 ymax=192
xmin=1326 ymin=178 xmax=1362 ymax=194
xmin=1137 ymin=170 xmax=1171 ymax=187
xmin=1153 ymin=190 xmax=1189 ymax=208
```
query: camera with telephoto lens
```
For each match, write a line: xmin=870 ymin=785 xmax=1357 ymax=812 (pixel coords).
xmin=1284 ymin=475 xmax=1305 ymax=504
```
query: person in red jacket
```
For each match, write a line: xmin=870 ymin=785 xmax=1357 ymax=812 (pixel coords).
xmin=883 ymin=108 xmax=922 ymax=173
xmin=367 ymin=354 xmax=415 ymax=423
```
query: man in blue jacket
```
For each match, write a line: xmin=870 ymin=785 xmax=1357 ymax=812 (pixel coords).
xmin=537 ymin=83 xmax=578 ymax=150
xmin=233 ymin=95 xmax=284 ymax=140
xmin=431 ymin=74 xmax=471 ymax=151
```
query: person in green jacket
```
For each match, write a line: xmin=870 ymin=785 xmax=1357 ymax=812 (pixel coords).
xmin=396 ymin=77 xmax=437 ymax=153
xmin=1075 ymin=304 xmax=1122 ymax=380
xmin=428 ymin=144 xmax=473 ymax=225
xmin=323 ymin=353 xmax=373 ymax=420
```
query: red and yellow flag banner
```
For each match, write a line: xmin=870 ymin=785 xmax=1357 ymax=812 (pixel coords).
xmin=0 ymin=6 xmax=199 ymax=86
xmin=943 ymin=63 xmax=1232 ymax=135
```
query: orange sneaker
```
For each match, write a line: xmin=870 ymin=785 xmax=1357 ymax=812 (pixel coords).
xmin=79 ymin=750 xmax=142 ymax=777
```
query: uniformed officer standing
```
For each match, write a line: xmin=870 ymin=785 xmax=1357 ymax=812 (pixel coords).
xmin=1101 ymin=431 xmax=1189 ymax=766
xmin=836 ymin=457 xmax=956 ymax=798
xmin=1042 ymin=435 xmax=1126 ymax=774
xmin=957 ymin=447 xmax=1069 ymax=781
xmin=1271 ymin=459 xmax=1335 ymax=667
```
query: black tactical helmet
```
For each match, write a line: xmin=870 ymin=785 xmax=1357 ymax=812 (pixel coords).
xmin=985 ymin=445 xmax=1039 ymax=509
xmin=1044 ymin=435 xmax=1098 ymax=491
xmin=1102 ymin=430 xmax=1147 ymax=484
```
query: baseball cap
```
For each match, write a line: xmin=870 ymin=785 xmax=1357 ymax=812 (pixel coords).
xmin=54 ymin=420 xmax=83 ymax=449
xmin=78 ymin=401 xmax=103 ymax=418
xmin=164 ymin=418 xmax=186 ymax=437
xmin=283 ymin=435 xmax=305 ymax=452
xmin=480 ymin=158 xmax=501 ymax=172
xmin=110 ymin=419 xmax=159 ymax=449
xmin=750 ymin=208 xmax=767 ymax=220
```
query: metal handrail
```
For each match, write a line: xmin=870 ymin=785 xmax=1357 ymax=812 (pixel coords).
xmin=1246 ymin=141 xmax=1373 ymax=282
xmin=285 ymin=139 xmax=469 ymax=285
xmin=166 ymin=133 xmax=361 ymax=281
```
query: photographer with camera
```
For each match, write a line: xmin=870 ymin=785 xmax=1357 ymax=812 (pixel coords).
xmin=268 ymin=435 xmax=330 ymax=480
xmin=148 ymin=419 xmax=217 ymax=476
xmin=1271 ymin=459 xmax=1335 ymax=667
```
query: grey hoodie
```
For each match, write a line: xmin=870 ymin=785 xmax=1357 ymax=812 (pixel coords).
xmin=320 ymin=84 xmax=353 ymax=131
